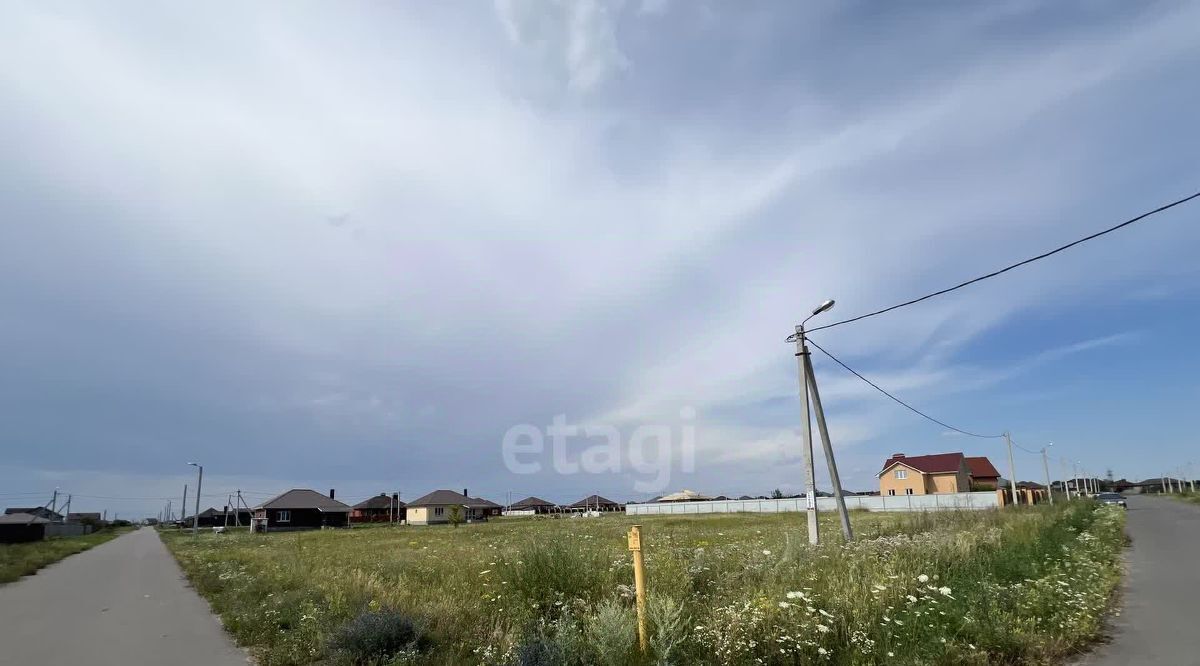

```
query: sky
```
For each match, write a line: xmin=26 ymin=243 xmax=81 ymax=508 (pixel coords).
xmin=2 ymin=1 xmax=1199 ymax=518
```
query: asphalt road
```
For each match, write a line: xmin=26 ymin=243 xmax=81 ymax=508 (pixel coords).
xmin=0 ymin=527 xmax=247 ymax=665
xmin=1078 ymin=495 xmax=1200 ymax=666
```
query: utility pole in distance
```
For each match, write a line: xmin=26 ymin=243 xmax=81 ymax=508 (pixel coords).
xmin=188 ymin=462 xmax=203 ymax=536
xmin=1005 ymin=432 xmax=1019 ymax=506
xmin=1061 ymin=459 xmax=1072 ymax=500
xmin=1042 ymin=444 xmax=1054 ymax=505
xmin=181 ymin=484 xmax=188 ymax=528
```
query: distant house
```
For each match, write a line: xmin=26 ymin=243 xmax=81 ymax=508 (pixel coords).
xmin=656 ymin=489 xmax=713 ymax=502
xmin=4 ymin=507 xmax=62 ymax=522
xmin=569 ymin=495 xmax=622 ymax=512
xmin=251 ymin=489 xmax=350 ymax=532
xmin=407 ymin=489 xmax=500 ymax=525
xmin=67 ymin=512 xmax=103 ymax=524
xmin=351 ymin=494 xmax=406 ymax=523
xmin=965 ymin=456 xmax=1002 ymax=490
xmin=508 ymin=496 xmax=558 ymax=514
xmin=185 ymin=507 xmax=253 ymax=528
xmin=0 ymin=513 xmax=50 ymax=543
xmin=468 ymin=496 xmax=503 ymax=519
xmin=878 ymin=453 xmax=972 ymax=496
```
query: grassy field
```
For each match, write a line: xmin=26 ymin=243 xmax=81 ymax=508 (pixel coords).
xmin=0 ymin=528 xmax=131 ymax=584
xmin=162 ymin=503 xmax=1124 ymax=665
xmin=1173 ymin=491 xmax=1200 ymax=506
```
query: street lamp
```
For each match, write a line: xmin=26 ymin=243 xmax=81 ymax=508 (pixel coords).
xmin=188 ymin=462 xmax=203 ymax=536
xmin=787 ymin=299 xmax=852 ymax=545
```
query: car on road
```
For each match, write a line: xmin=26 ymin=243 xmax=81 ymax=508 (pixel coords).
xmin=1096 ymin=492 xmax=1127 ymax=508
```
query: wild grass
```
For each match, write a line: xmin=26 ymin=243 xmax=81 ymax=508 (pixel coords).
xmin=162 ymin=504 xmax=1124 ymax=665
xmin=0 ymin=527 xmax=130 ymax=584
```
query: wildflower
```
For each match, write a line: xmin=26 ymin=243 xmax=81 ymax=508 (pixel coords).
xmin=906 ymin=595 xmax=918 ymax=603
xmin=938 ymin=586 xmax=953 ymax=597
xmin=816 ymin=624 xmax=830 ymax=633
xmin=762 ymin=549 xmax=772 ymax=555
xmin=917 ymin=574 xmax=929 ymax=583
xmin=479 ymin=570 xmax=491 ymax=575
xmin=819 ymin=609 xmax=833 ymax=618
xmin=888 ymin=652 xmax=895 ymax=657
xmin=778 ymin=601 xmax=790 ymax=608
xmin=818 ymin=647 xmax=828 ymax=655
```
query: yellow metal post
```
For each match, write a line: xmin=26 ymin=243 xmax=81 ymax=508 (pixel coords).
xmin=628 ymin=525 xmax=648 ymax=652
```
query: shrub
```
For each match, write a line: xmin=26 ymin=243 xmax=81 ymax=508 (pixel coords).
xmin=327 ymin=610 xmax=427 ymax=664
xmin=585 ymin=600 xmax=636 ymax=666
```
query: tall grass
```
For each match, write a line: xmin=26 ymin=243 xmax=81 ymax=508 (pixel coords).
xmin=162 ymin=504 xmax=1123 ymax=665
xmin=0 ymin=527 xmax=130 ymax=583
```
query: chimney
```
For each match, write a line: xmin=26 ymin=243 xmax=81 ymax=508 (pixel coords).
xmin=889 ymin=453 xmax=905 ymax=460
xmin=329 ymin=489 xmax=335 ymax=500
xmin=463 ymin=488 xmax=469 ymax=498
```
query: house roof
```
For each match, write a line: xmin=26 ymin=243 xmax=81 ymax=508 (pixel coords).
xmin=255 ymin=489 xmax=350 ymax=512
xmin=656 ymin=489 xmax=713 ymax=502
xmin=468 ymin=497 xmax=501 ymax=509
xmin=878 ymin=453 xmax=965 ymax=477
xmin=68 ymin=512 xmax=103 ymax=521
xmin=5 ymin=507 xmax=62 ymax=520
xmin=965 ymin=456 xmax=1001 ymax=478
xmin=353 ymin=494 xmax=406 ymax=510
xmin=569 ymin=494 xmax=620 ymax=508
xmin=0 ymin=512 xmax=51 ymax=525
xmin=510 ymin=496 xmax=556 ymax=509
xmin=407 ymin=489 xmax=472 ymax=506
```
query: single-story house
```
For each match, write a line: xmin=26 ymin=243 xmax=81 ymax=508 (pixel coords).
xmin=569 ymin=495 xmax=622 ymax=512
xmin=67 ymin=512 xmax=103 ymax=524
xmin=251 ymin=489 xmax=350 ymax=532
xmin=468 ymin=496 xmax=502 ymax=518
xmin=965 ymin=456 xmax=1002 ymax=490
xmin=508 ymin=496 xmax=558 ymax=514
xmin=656 ymin=489 xmax=713 ymax=502
xmin=878 ymin=453 xmax=973 ymax=496
xmin=5 ymin=507 xmax=63 ymax=522
xmin=186 ymin=507 xmax=253 ymax=527
xmin=0 ymin=513 xmax=50 ymax=543
xmin=407 ymin=489 xmax=499 ymax=525
xmin=351 ymin=494 xmax=406 ymax=523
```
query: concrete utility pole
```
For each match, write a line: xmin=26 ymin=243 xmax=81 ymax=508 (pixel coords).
xmin=1005 ymin=432 xmax=1019 ymax=506
xmin=51 ymin=488 xmax=59 ymax=516
xmin=788 ymin=299 xmax=853 ymax=544
xmin=802 ymin=338 xmax=853 ymax=541
xmin=181 ymin=484 xmax=188 ymax=527
xmin=1061 ymin=460 xmax=1073 ymax=500
xmin=1042 ymin=445 xmax=1054 ymax=505
xmin=188 ymin=462 xmax=203 ymax=536
xmin=793 ymin=324 xmax=820 ymax=545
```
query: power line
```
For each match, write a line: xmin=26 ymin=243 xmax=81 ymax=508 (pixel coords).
xmin=806 ymin=337 xmax=1004 ymax=439
xmin=807 ymin=190 xmax=1200 ymax=333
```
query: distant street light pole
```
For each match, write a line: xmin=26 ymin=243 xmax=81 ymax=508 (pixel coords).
xmin=1005 ymin=432 xmax=1019 ymax=506
xmin=1061 ymin=459 xmax=1073 ymax=500
xmin=1042 ymin=443 xmax=1054 ymax=505
xmin=188 ymin=462 xmax=203 ymax=536
xmin=789 ymin=299 xmax=853 ymax=544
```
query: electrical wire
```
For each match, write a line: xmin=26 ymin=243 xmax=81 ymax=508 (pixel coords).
xmin=805 ymin=337 xmax=1005 ymax=439
xmin=806 ymin=190 xmax=1200 ymax=333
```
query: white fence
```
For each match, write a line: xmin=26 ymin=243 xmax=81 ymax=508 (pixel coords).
xmin=625 ymin=491 xmax=1000 ymax=516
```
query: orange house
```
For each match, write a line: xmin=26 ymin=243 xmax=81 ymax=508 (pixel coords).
xmin=878 ymin=452 xmax=974 ymax=496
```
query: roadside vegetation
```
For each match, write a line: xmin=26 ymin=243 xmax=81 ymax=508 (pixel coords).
xmin=162 ymin=503 xmax=1124 ymax=665
xmin=0 ymin=526 xmax=133 ymax=584
xmin=1174 ymin=490 xmax=1200 ymax=506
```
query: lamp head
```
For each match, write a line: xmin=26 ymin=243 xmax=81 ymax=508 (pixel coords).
xmin=811 ymin=299 xmax=835 ymax=316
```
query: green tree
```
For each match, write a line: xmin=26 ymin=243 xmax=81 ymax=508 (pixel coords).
xmin=448 ymin=504 xmax=463 ymax=528
xmin=770 ymin=488 xmax=784 ymax=499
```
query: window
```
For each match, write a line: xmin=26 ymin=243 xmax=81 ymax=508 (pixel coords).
xmin=434 ymin=507 xmax=444 ymax=516
xmin=276 ymin=510 xmax=290 ymax=523
xmin=887 ymin=489 xmax=896 ymax=496
xmin=894 ymin=469 xmax=907 ymax=480
xmin=905 ymin=488 xmax=914 ymax=495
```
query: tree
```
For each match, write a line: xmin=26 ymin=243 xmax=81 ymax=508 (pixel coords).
xmin=448 ymin=504 xmax=463 ymax=528
xmin=770 ymin=488 xmax=784 ymax=499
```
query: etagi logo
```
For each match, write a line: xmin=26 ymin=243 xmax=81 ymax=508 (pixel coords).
xmin=501 ymin=408 xmax=697 ymax=493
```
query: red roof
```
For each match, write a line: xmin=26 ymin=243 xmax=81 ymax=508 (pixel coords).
xmin=878 ymin=452 xmax=964 ymax=476
xmin=965 ymin=456 xmax=1001 ymax=479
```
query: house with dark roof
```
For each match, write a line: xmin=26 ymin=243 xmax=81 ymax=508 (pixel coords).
xmin=351 ymin=494 xmax=405 ymax=523
xmin=508 ymin=496 xmax=558 ymax=514
xmin=184 ymin=507 xmax=253 ymax=528
xmin=568 ymin=495 xmax=622 ymax=512
xmin=251 ymin=489 xmax=350 ymax=532
xmin=67 ymin=512 xmax=103 ymax=524
xmin=878 ymin=452 xmax=973 ymax=496
xmin=965 ymin=456 xmax=1002 ymax=490
xmin=406 ymin=489 xmax=499 ymax=525
xmin=0 ymin=513 xmax=51 ymax=543
xmin=4 ymin=507 xmax=62 ymax=522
